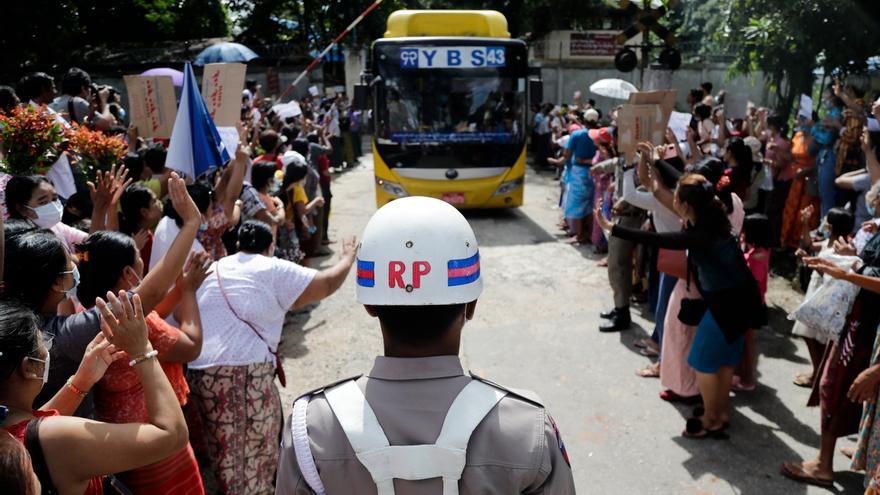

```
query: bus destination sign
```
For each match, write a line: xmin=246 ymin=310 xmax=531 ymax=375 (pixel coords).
xmin=399 ymin=46 xmax=506 ymax=69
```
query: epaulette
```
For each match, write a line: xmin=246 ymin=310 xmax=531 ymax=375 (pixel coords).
xmin=294 ymin=374 xmax=364 ymax=401
xmin=469 ymin=371 xmax=544 ymax=408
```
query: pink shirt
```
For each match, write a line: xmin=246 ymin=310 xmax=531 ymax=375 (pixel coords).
xmin=745 ymin=246 xmax=770 ymax=301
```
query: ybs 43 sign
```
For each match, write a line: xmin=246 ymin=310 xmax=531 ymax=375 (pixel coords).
xmin=399 ymin=46 xmax=506 ymax=69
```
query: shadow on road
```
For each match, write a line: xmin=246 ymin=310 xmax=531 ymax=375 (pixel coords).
xmin=462 ymin=208 xmax=558 ymax=247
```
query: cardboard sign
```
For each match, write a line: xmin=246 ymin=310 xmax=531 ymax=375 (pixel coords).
xmin=799 ymin=94 xmax=813 ymax=120
xmin=124 ymin=75 xmax=177 ymax=138
xmin=627 ymin=90 xmax=677 ymax=122
xmin=617 ymin=104 xmax=667 ymax=160
xmin=723 ymin=93 xmax=749 ymax=120
xmin=201 ymin=63 xmax=247 ymax=127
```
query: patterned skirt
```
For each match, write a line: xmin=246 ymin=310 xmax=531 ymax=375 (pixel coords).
xmin=187 ymin=363 xmax=282 ymax=495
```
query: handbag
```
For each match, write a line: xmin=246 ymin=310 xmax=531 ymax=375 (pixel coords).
xmin=215 ymin=262 xmax=287 ymax=387
xmin=657 ymin=248 xmax=687 ymax=279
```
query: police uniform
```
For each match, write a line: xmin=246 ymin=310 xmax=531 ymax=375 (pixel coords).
xmin=275 ymin=197 xmax=575 ymax=494
xmin=275 ymin=356 xmax=575 ymax=494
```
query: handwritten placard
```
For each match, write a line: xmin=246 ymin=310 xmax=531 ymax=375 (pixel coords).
xmin=124 ymin=75 xmax=177 ymax=138
xmin=618 ymin=104 xmax=667 ymax=160
xmin=201 ymin=63 xmax=247 ymax=127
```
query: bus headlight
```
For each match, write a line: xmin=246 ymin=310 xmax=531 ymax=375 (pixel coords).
xmin=376 ymin=177 xmax=408 ymax=197
xmin=493 ymin=177 xmax=524 ymax=196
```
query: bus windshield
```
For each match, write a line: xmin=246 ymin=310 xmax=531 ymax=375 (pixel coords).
xmin=373 ymin=41 xmax=527 ymax=169
xmin=382 ymin=72 xmax=522 ymax=145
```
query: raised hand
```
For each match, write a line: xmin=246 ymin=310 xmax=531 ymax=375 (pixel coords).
xmin=168 ymin=172 xmax=201 ymax=227
xmin=180 ymin=252 xmax=213 ymax=292
xmin=74 ymin=332 xmax=125 ymax=387
xmin=96 ymin=291 xmax=151 ymax=357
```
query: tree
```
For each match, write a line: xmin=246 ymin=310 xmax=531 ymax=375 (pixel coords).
xmin=0 ymin=0 xmax=230 ymax=80
xmin=675 ymin=0 xmax=880 ymax=118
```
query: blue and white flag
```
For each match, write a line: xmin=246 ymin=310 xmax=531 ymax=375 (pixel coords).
xmin=166 ymin=63 xmax=230 ymax=178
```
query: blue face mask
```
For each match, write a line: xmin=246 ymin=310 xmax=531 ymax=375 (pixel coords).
xmin=868 ymin=202 xmax=877 ymax=218
xmin=59 ymin=265 xmax=80 ymax=298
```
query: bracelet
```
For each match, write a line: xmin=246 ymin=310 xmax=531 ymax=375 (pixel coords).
xmin=66 ymin=376 xmax=89 ymax=398
xmin=128 ymin=350 xmax=159 ymax=367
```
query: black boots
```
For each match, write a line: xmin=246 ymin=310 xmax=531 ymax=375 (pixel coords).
xmin=599 ymin=307 xmax=631 ymax=332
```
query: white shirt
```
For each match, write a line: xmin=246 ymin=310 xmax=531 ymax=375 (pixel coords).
xmin=190 ymin=252 xmax=317 ymax=368
xmin=149 ymin=216 xmax=205 ymax=271
xmin=621 ymin=169 xmax=681 ymax=233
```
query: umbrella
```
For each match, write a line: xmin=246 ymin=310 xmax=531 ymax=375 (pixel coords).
xmin=165 ymin=63 xmax=230 ymax=178
xmin=194 ymin=42 xmax=259 ymax=66
xmin=589 ymin=79 xmax=638 ymax=100
xmin=141 ymin=68 xmax=184 ymax=87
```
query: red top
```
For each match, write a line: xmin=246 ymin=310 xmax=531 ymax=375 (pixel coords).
xmin=253 ymin=154 xmax=284 ymax=171
xmin=318 ymin=153 xmax=332 ymax=187
xmin=5 ymin=409 xmax=104 ymax=495
xmin=745 ymin=246 xmax=770 ymax=302
xmin=94 ymin=311 xmax=188 ymax=424
xmin=140 ymin=231 xmax=154 ymax=277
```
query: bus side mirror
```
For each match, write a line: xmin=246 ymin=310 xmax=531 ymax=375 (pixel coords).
xmin=354 ymin=84 xmax=369 ymax=111
xmin=529 ymin=78 xmax=543 ymax=106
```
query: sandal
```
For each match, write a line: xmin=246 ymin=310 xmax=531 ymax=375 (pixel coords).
xmin=633 ymin=337 xmax=656 ymax=349
xmin=731 ymin=375 xmax=757 ymax=392
xmin=659 ymin=390 xmax=701 ymax=404
xmin=682 ymin=418 xmax=729 ymax=440
xmin=793 ymin=372 xmax=814 ymax=388
xmin=636 ymin=364 xmax=660 ymax=378
xmin=840 ymin=446 xmax=855 ymax=459
xmin=780 ymin=463 xmax=834 ymax=488
xmin=690 ymin=406 xmax=730 ymax=429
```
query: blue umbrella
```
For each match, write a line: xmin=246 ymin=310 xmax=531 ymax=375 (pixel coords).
xmin=194 ymin=42 xmax=259 ymax=66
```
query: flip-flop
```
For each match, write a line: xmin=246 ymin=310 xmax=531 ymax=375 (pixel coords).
xmin=793 ymin=372 xmax=814 ymax=388
xmin=780 ymin=463 xmax=834 ymax=488
xmin=840 ymin=446 xmax=855 ymax=459
xmin=731 ymin=376 xmax=757 ymax=392
xmin=636 ymin=365 xmax=660 ymax=378
xmin=689 ymin=406 xmax=729 ymax=429
xmin=682 ymin=418 xmax=729 ymax=440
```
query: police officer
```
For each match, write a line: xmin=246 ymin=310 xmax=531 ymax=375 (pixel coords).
xmin=275 ymin=197 xmax=575 ymax=494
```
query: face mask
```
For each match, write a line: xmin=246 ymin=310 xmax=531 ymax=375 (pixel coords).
xmin=59 ymin=265 xmax=80 ymax=298
xmin=869 ymin=202 xmax=877 ymax=218
xmin=198 ymin=222 xmax=209 ymax=233
xmin=25 ymin=353 xmax=50 ymax=385
xmin=27 ymin=200 xmax=63 ymax=229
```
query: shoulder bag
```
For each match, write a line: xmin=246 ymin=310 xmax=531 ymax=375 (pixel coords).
xmin=215 ymin=262 xmax=287 ymax=387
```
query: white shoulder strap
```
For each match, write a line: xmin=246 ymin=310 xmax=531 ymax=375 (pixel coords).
xmin=323 ymin=378 xmax=507 ymax=495
xmin=292 ymin=395 xmax=327 ymax=495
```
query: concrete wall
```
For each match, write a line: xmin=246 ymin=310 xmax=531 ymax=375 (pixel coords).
xmin=536 ymin=61 xmax=773 ymax=114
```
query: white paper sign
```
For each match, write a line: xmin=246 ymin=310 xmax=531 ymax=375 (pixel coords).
xmin=668 ymin=111 xmax=692 ymax=142
xmin=799 ymin=94 xmax=813 ymax=120
xmin=217 ymin=127 xmax=240 ymax=158
xmin=272 ymin=101 xmax=302 ymax=120
xmin=308 ymin=86 xmax=320 ymax=97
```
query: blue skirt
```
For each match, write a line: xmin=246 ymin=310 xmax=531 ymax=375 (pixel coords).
xmin=687 ymin=311 xmax=745 ymax=373
xmin=563 ymin=165 xmax=595 ymax=219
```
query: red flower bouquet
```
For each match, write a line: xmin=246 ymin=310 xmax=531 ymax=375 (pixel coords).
xmin=66 ymin=124 xmax=126 ymax=181
xmin=0 ymin=105 xmax=66 ymax=175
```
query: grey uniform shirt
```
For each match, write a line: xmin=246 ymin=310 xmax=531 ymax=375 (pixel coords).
xmin=276 ymin=356 xmax=575 ymax=494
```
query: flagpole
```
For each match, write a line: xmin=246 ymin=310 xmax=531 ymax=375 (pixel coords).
xmin=278 ymin=0 xmax=385 ymax=101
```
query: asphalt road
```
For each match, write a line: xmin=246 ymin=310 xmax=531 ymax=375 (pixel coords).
xmin=277 ymin=155 xmax=864 ymax=494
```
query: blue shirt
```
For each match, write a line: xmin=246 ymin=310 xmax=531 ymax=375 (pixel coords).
xmin=566 ymin=129 xmax=597 ymax=167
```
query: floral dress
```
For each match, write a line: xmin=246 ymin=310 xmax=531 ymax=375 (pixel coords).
xmin=852 ymin=325 xmax=880 ymax=492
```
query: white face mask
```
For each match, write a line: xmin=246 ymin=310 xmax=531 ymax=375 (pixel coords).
xmin=27 ymin=200 xmax=63 ymax=229
xmin=25 ymin=353 xmax=50 ymax=385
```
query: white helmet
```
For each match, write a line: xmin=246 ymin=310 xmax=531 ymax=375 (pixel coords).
xmin=356 ymin=197 xmax=482 ymax=306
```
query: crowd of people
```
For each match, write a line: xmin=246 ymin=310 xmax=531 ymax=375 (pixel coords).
xmin=0 ymin=67 xmax=367 ymax=494
xmin=533 ymin=80 xmax=880 ymax=489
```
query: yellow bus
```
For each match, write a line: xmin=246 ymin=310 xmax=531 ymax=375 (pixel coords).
xmin=357 ymin=10 xmax=537 ymax=208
